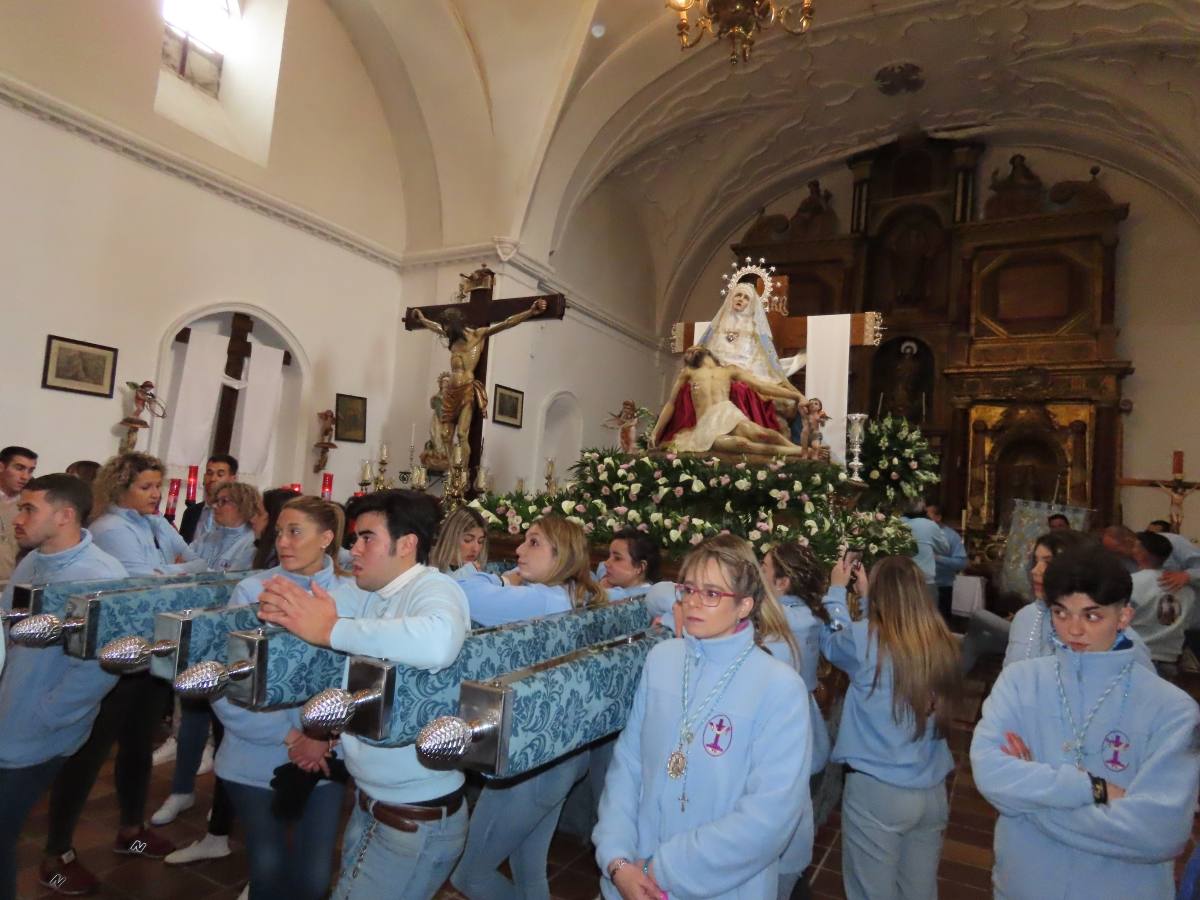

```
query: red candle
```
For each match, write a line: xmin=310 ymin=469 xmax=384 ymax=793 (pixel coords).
xmin=165 ymin=478 xmax=182 ymax=521
xmin=352 ymin=491 xmax=365 ymax=498
xmin=186 ymin=465 xmax=199 ymax=503
xmin=1173 ymin=450 xmax=1184 ymax=479
xmin=289 ymin=483 xmax=302 ymax=493
xmin=321 ymin=473 xmax=333 ymax=500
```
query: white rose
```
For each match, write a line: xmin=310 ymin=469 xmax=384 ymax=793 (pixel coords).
xmin=748 ymin=530 xmax=761 ymax=541
xmin=735 ymin=479 xmax=751 ymax=491
xmin=560 ymin=500 xmax=574 ymax=514
xmin=650 ymin=512 xmax=663 ymax=524
xmin=692 ymin=479 xmax=705 ymax=493
xmin=669 ymin=529 xmax=682 ymax=542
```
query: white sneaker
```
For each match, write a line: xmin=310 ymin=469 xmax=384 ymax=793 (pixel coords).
xmin=150 ymin=792 xmax=195 ymax=826
xmin=151 ymin=736 xmax=177 ymax=767
xmin=164 ymin=833 xmax=231 ymax=865
xmin=196 ymin=741 xmax=215 ymax=776
xmin=236 ymin=885 xmax=249 ymax=900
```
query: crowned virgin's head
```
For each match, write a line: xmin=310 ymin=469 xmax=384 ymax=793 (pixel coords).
xmin=728 ymin=281 xmax=758 ymax=314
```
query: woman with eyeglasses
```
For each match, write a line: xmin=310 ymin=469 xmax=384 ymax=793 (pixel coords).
xmin=189 ymin=482 xmax=262 ymax=572
xmin=451 ymin=515 xmax=607 ymax=900
xmin=820 ymin=555 xmax=962 ymax=900
xmin=594 ymin=535 xmax=812 ymax=900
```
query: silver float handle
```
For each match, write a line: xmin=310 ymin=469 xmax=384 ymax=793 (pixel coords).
xmin=416 ymin=714 xmax=500 ymax=763
xmin=174 ymin=659 xmax=255 ymax=698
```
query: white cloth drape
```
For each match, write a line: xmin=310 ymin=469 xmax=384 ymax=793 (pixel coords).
xmin=164 ymin=331 xmax=226 ymax=468
xmin=804 ymin=314 xmax=852 ymax=464
xmin=230 ymin=341 xmax=284 ymax=476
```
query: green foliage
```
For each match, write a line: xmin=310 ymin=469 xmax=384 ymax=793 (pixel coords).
xmin=858 ymin=415 xmax=941 ymax=511
xmin=470 ymin=448 xmax=915 ymax=564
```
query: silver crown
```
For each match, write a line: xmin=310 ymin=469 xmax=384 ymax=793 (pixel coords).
xmin=174 ymin=659 xmax=252 ymax=698
xmin=9 ymin=613 xmax=72 ymax=647
xmin=98 ymin=636 xmax=177 ymax=673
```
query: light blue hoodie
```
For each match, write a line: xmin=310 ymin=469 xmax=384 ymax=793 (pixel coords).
xmin=1004 ymin=600 xmax=1154 ymax=671
xmin=971 ymin=640 xmax=1200 ymax=900
xmin=0 ymin=531 xmax=127 ymax=767
xmin=900 ymin=515 xmax=950 ymax=584
xmin=457 ymin=569 xmax=573 ymax=625
xmin=211 ymin=559 xmax=367 ymax=789
xmin=190 ymin=523 xmax=256 ymax=572
xmin=777 ymin=594 xmax=822 ymax=693
xmin=90 ymin=505 xmax=206 ymax=576
xmin=820 ymin=586 xmax=955 ymax=788
xmin=594 ymin=624 xmax=812 ymax=900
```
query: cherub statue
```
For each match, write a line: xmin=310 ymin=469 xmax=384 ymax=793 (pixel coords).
xmin=604 ymin=400 xmax=643 ymax=454
xmin=799 ymin=397 xmax=831 ymax=458
xmin=312 ymin=409 xmax=337 ymax=473
xmin=119 ymin=380 xmax=166 ymax=452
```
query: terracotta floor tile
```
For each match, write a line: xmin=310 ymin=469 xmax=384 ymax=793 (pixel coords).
xmin=940 ymin=838 xmax=994 ymax=870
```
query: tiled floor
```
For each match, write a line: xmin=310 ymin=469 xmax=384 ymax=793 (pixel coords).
xmin=13 ymin=665 xmax=1200 ymax=900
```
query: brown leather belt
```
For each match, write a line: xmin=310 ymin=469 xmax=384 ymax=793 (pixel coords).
xmin=356 ymin=789 xmax=464 ymax=833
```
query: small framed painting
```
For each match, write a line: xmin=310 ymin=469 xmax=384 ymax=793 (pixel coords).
xmin=335 ymin=393 xmax=367 ymax=443
xmin=493 ymin=384 xmax=524 ymax=428
xmin=41 ymin=335 xmax=119 ymax=398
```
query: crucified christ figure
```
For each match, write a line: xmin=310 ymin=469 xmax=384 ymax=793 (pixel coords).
xmin=651 ymin=346 xmax=809 ymax=457
xmin=411 ymin=298 xmax=547 ymax=465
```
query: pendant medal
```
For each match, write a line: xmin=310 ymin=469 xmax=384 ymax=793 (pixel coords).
xmin=667 ymin=750 xmax=687 ymax=779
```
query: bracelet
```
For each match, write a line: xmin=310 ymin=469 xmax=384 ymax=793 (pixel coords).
xmin=642 ymin=856 xmax=653 ymax=876
xmin=607 ymin=858 xmax=631 ymax=880
xmin=1089 ymin=774 xmax=1108 ymax=805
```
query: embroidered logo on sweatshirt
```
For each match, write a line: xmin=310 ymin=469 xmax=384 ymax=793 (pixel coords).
xmin=1101 ymin=730 xmax=1131 ymax=772
xmin=704 ymin=715 xmax=733 ymax=756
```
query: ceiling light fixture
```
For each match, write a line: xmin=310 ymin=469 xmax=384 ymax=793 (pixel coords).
xmin=665 ymin=0 xmax=815 ymax=64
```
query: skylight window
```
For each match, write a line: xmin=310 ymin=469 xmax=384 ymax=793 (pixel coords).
xmin=161 ymin=0 xmax=237 ymax=98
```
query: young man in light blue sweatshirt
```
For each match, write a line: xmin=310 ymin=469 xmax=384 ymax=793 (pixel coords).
xmin=971 ymin=546 xmax=1200 ymax=900
xmin=258 ymin=490 xmax=472 ymax=900
xmin=900 ymin=500 xmax=950 ymax=601
xmin=0 ymin=474 xmax=127 ymax=900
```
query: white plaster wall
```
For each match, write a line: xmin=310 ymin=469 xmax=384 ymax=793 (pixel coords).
xmin=0 ymin=104 xmax=404 ymax=502
xmin=0 ymin=0 xmax=406 ymax=252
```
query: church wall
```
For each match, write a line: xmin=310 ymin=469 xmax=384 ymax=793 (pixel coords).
xmin=0 ymin=0 xmax=407 ymax=252
xmin=474 ymin=270 xmax=667 ymax=492
xmin=677 ymin=145 xmax=1200 ymax=538
xmin=0 ymin=103 xmax=404 ymax=500
xmin=552 ymin=179 xmax=659 ymax=334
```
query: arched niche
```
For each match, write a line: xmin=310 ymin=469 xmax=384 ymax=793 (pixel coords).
xmin=537 ymin=391 xmax=583 ymax=479
xmin=152 ymin=304 xmax=308 ymax=487
xmin=870 ymin=337 xmax=935 ymax=424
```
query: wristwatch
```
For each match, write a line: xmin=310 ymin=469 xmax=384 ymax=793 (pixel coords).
xmin=1089 ymin=774 xmax=1108 ymax=805
xmin=607 ymin=857 xmax=631 ymax=880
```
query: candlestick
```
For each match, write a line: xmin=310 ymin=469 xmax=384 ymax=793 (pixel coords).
xmin=380 ymin=443 xmax=389 ymax=464
xmin=165 ymin=478 xmax=182 ymax=521
xmin=1174 ymin=450 xmax=1184 ymax=479
xmin=361 ymin=460 xmax=373 ymax=483
xmin=321 ymin=473 xmax=334 ymax=500
xmin=186 ymin=465 xmax=199 ymax=504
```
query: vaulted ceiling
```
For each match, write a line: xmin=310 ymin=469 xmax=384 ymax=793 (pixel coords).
xmin=331 ymin=0 xmax=1200 ymax=326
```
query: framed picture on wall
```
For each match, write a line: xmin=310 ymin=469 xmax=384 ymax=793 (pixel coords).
xmin=41 ymin=335 xmax=119 ymax=398
xmin=335 ymin=393 xmax=367 ymax=442
xmin=493 ymin=384 xmax=524 ymax=428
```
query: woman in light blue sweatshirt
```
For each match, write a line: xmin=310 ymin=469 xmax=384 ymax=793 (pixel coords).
xmin=430 ymin=505 xmax=489 ymax=578
xmin=821 ymin=555 xmax=962 ymax=900
xmin=212 ymin=496 xmax=367 ymax=900
xmin=761 ymin=541 xmax=833 ymax=900
xmin=188 ymin=481 xmax=261 ymax=572
xmin=451 ymin=515 xmax=607 ymax=900
xmin=971 ymin=546 xmax=1200 ymax=900
xmin=594 ymin=535 xmax=811 ymax=900
xmin=596 ymin=528 xmax=660 ymax=601
xmin=89 ymin=452 xmax=207 ymax=576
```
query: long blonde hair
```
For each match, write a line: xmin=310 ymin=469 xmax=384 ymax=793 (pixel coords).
xmin=280 ymin=496 xmax=349 ymax=577
xmin=680 ymin=534 xmax=801 ymax=669
xmin=866 ymin=556 xmax=962 ymax=739
xmin=528 ymin=515 xmax=607 ymax=610
xmin=430 ymin=507 xmax=489 ymax=572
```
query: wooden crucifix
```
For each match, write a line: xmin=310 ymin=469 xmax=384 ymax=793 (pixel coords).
xmin=173 ymin=312 xmax=292 ymax=457
xmin=1118 ymin=451 xmax=1200 ymax=533
xmin=404 ymin=267 xmax=565 ymax=477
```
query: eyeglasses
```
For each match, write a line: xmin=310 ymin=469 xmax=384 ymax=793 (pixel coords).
xmin=674 ymin=582 xmax=740 ymax=607
xmin=214 ymin=497 xmax=236 ymax=507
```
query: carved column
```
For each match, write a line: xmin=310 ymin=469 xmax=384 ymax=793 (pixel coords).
xmin=1093 ymin=402 xmax=1120 ymax=525
xmin=951 ymin=144 xmax=983 ymax=224
xmin=849 ymin=159 xmax=872 ymax=234
xmin=1068 ymin=420 xmax=1089 ymax=506
xmin=943 ymin=400 xmax=971 ymax=520
xmin=968 ymin=418 xmax=989 ymax=527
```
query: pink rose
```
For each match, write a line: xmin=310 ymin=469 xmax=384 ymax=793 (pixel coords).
xmin=601 ymin=486 xmax=611 ymax=495
xmin=575 ymin=504 xmax=586 ymax=513
xmin=507 ymin=524 xmax=520 ymax=534
xmin=614 ymin=506 xmax=628 ymax=515
xmin=674 ymin=486 xmax=684 ymax=497
xmin=689 ymin=533 xmax=704 ymax=545
xmin=637 ymin=523 xmax=649 ymax=532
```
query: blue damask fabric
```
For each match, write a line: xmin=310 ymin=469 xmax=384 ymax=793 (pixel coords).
xmin=369 ymin=598 xmax=653 ymax=747
xmin=72 ymin=581 xmax=241 ymax=650
xmin=260 ymin=629 xmax=350 ymax=707
xmin=28 ymin=569 xmax=247 ymax=619
xmin=501 ymin=628 xmax=669 ymax=777
xmin=181 ymin=604 xmax=265 ymax=668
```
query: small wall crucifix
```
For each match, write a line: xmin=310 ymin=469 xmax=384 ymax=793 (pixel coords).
xmin=1118 ymin=451 xmax=1199 ymax=533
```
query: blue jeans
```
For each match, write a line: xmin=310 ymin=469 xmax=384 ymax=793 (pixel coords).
xmin=224 ymin=779 xmax=344 ymax=900
xmin=0 ymin=758 xmax=66 ymax=900
xmin=451 ymin=750 xmax=589 ymax=900
xmin=171 ymin=700 xmax=212 ymax=794
xmin=841 ymin=772 xmax=948 ymax=900
xmin=332 ymin=800 xmax=467 ymax=900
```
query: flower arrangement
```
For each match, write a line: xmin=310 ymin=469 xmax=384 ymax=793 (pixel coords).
xmin=469 ymin=448 xmax=915 ymax=564
xmin=858 ymin=415 xmax=941 ymax=510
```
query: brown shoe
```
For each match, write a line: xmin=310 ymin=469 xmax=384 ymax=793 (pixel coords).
xmin=113 ymin=826 xmax=176 ymax=858
xmin=38 ymin=849 xmax=98 ymax=896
